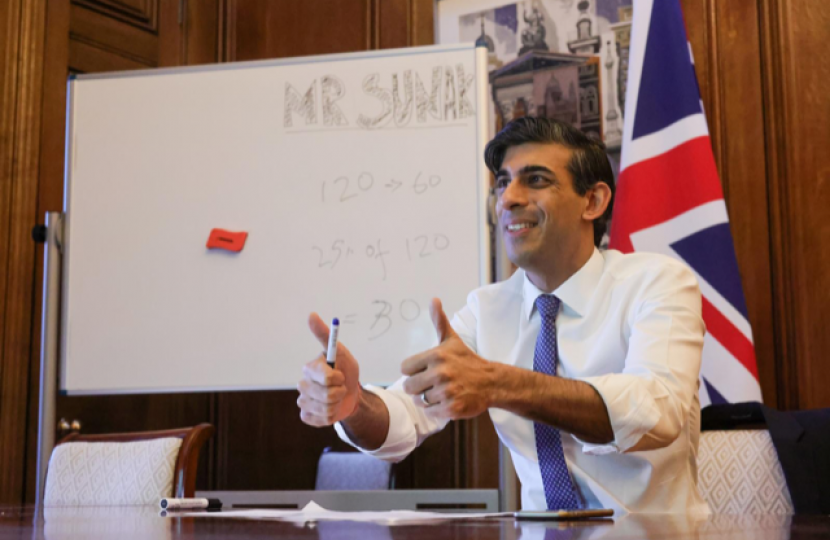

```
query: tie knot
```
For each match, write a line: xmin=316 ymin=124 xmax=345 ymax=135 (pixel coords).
xmin=535 ymin=294 xmax=561 ymax=319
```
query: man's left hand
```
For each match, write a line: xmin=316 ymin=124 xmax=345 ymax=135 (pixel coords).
xmin=401 ymin=298 xmax=495 ymax=419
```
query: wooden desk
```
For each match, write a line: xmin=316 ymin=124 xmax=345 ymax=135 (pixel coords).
xmin=1 ymin=506 xmax=828 ymax=539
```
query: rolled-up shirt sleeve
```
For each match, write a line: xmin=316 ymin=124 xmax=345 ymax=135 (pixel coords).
xmin=334 ymin=306 xmax=478 ymax=461
xmin=333 ymin=381 xmax=449 ymax=461
xmin=577 ymin=262 xmax=705 ymax=454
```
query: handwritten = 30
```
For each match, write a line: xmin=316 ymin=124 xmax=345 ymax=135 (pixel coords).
xmin=368 ymin=299 xmax=421 ymax=341
xmin=321 ymin=172 xmax=441 ymax=203
xmin=325 ymin=300 xmax=425 ymax=341
xmin=312 ymin=234 xmax=451 ymax=280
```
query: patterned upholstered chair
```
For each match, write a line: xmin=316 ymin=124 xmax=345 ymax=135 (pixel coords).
xmin=44 ymin=423 xmax=214 ymax=507
xmin=315 ymin=448 xmax=393 ymax=490
xmin=697 ymin=430 xmax=794 ymax=514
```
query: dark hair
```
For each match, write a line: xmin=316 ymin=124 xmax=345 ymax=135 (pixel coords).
xmin=484 ymin=117 xmax=615 ymax=247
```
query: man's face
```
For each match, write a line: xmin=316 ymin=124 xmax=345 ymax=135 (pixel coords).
xmin=495 ymin=142 xmax=589 ymax=272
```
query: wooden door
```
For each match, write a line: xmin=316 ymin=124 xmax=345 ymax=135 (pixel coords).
xmin=22 ymin=0 xmax=224 ymax=503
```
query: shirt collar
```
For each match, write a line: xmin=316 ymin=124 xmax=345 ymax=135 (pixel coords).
xmin=521 ymin=248 xmax=604 ymax=320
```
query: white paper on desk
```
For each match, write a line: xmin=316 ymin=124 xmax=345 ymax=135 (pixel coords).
xmin=173 ymin=501 xmax=511 ymax=525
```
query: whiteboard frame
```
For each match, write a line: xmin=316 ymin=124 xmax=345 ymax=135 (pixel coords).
xmin=60 ymin=44 xmax=492 ymax=395
xmin=70 ymin=43 xmax=481 ymax=82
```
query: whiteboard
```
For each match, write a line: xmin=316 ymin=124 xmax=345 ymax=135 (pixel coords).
xmin=61 ymin=44 xmax=491 ymax=395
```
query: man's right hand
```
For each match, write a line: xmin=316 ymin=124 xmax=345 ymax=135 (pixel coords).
xmin=297 ymin=313 xmax=361 ymax=426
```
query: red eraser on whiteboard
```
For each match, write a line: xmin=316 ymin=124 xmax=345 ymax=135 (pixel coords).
xmin=207 ymin=229 xmax=248 ymax=252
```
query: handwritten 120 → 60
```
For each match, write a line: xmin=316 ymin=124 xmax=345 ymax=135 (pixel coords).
xmin=321 ymin=171 xmax=441 ymax=203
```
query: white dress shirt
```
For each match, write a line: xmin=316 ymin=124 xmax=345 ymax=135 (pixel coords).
xmin=336 ymin=248 xmax=711 ymax=515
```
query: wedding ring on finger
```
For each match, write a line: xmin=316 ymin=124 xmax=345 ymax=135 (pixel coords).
xmin=420 ymin=391 xmax=432 ymax=407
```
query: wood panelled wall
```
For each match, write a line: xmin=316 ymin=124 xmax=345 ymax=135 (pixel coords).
xmin=679 ymin=0 xmax=830 ymax=411
xmin=760 ymin=0 xmax=830 ymax=411
xmin=1 ymin=0 xmax=48 ymax=505
xmin=680 ymin=0 xmax=778 ymax=405
xmin=1 ymin=0 xmax=828 ymax=505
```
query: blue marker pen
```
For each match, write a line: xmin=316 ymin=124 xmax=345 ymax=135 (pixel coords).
xmin=326 ymin=318 xmax=340 ymax=368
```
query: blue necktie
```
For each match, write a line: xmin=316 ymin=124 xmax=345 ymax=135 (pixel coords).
xmin=534 ymin=294 xmax=581 ymax=510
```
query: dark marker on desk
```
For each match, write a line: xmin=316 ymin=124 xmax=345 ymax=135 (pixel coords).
xmin=159 ymin=497 xmax=222 ymax=511
xmin=514 ymin=509 xmax=613 ymax=520
xmin=326 ymin=318 xmax=340 ymax=368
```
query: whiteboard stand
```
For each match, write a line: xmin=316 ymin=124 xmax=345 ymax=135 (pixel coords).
xmin=35 ymin=43 xmax=504 ymax=505
xmin=35 ymin=211 xmax=64 ymax=506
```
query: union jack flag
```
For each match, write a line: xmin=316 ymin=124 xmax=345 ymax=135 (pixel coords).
xmin=608 ymin=0 xmax=762 ymax=406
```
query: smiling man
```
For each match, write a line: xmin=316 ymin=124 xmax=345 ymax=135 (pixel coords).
xmin=297 ymin=117 xmax=709 ymax=515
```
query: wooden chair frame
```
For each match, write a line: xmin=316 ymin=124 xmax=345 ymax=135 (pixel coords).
xmin=55 ymin=423 xmax=214 ymax=498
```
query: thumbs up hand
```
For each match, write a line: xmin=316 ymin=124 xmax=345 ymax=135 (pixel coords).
xmin=429 ymin=296 xmax=458 ymax=344
xmin=400 ymin=298 xmax=494 ymax=420
xmin=297 ymin=313 xmax=362 ymax=426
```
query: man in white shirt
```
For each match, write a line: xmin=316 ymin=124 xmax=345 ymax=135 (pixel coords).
xmin=296 ymin=117 xmax=709 ymax=514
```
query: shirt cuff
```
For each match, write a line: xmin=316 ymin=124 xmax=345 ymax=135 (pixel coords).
xmin=333 ymin=384 xmax=419 ymax=462
xmin=575 ymin=374 xmax=661 ymax=453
